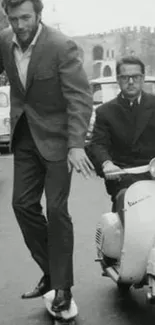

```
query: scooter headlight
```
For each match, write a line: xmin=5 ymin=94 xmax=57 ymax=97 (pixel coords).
xmin=149 ymin=158 xmax=155 ymax=178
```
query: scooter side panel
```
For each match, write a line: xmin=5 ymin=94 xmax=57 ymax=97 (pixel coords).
xmin=119 ymin=180 xmax=155 ymax=283
xmin=96 ymin=212 xmax=124 ymax=259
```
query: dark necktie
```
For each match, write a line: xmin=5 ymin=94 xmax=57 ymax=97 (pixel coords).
xmin=124 ymin=98 xmax=138 ymax=109
xmin=130 ymin=99 xmax=139 ymax=122
xmin=122 ymin=98 xmax=139 ymax=115
xmin=130 ymin=98 xmax=138 ymax=108
xmin=122 ymin=98 xmax=139 ymax=132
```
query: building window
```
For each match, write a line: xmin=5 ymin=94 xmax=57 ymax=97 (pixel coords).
xmin=111 ymin=50 xmax=115 ymax=58
xmin=130 ymin=50 xmax=135 ymax=56
xmin=93 ymin=45 xmax=103 ymax=61
xmin=106 ymin=50 xmax=109 ymax=58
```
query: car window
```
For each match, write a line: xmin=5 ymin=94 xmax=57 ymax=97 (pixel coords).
xmin=144 ymin=82 xmax=155 ymax=94
xmin=92 ymin=83 xmax=103 ymax=104
xmin=101 ymin=84 xmax=119 ymax=103
xmin=92 ymin=80 xmax=155 ymax=104
xmin=92 ymin=82 xmax=119 ymax=104
xmin=0 ymin=92 xmax=8 ymax=107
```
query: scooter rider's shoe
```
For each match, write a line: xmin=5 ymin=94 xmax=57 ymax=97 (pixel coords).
xmin=52 ymin=288 xmax=72 ymax=312
xmin=21 ymin=274 xmax=51 ymax=299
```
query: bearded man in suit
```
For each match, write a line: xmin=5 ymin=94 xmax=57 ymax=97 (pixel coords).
xmin=1 ymin=0 xmax=93 ymax=312
xmin=89 ymin=56 xmax=155 ymax=210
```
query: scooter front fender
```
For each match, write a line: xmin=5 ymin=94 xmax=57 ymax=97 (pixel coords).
xmin=119 ymin=180 xmax=155 ymax=284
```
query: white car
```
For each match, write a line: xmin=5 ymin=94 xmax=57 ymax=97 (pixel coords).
xmin=0 ymin=85 xmax=10 ymax=149
xmin=86 ymin=75 xmax=155 ymax=143
xmin=91 ymin=75 xmax=155 ymax=105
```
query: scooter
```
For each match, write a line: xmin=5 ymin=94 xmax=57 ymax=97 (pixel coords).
xmin=43 ymin=290 xmax=78 ymax=324
xmin=95 ymin=158 xmax=155 ymax=302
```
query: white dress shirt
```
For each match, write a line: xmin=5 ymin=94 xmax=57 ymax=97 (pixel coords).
xmin=13 ymin=24 xmax=42 ymax=89
xmin=121 ymin=93 xmax=142 ymax=106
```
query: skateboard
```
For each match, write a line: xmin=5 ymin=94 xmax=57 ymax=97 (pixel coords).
xmin=43 ymin=290 xmax=78 ymax=324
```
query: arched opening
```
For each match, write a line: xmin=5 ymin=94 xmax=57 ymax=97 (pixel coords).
xmin=93 ymin=45 xmax=103 ymax=61
xmin=92 ymin=62 xmax=102 ymax=79
xmin=103 ymin=65 xmax=112 ymax=77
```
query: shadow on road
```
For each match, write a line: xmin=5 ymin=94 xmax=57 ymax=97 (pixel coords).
xmin=27 ymin=309 xmax=82 ymax=325
xmin=98 ymin=285 xmax=155 ymax=325
xmin=27 ymin=308 xmax=51 ymax=324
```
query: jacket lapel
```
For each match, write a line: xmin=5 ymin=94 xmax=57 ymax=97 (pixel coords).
xmin=133 ymin=92 xmax=153 ymax=144
xmin=11 ymin=48 xmax=26 ymax=95
xmin=25 ymin=24 xmax=47 ymax=92
xmin=7 ymin=36 xmax=25 ymax=95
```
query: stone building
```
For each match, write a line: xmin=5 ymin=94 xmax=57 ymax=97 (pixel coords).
xmin=0 ymin=1 xmax=155 ymax=82
xmin=73 ymin=26 xmax=155 ymax=80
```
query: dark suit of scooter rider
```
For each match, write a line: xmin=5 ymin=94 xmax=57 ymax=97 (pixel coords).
xmin=88 ymin=56 xmax=155 ymax=208
xmin=1 ymin=0 xmax=93 ymax=313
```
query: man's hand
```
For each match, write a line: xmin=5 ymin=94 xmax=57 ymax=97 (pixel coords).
xmin=103 ymin=161 xmax=122 ymax=180
xmin=68 ymin=148 xmax=94 ymax=178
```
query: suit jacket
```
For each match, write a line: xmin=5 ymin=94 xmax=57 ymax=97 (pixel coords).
xmin=0 ymin=24 xmax=92 ymax=161
xmin=88 ymin=91 xmax=155 ymax=176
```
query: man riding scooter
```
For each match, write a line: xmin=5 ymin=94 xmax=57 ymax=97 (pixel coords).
xmin=88 ymin=56 xmax=155 ymax=211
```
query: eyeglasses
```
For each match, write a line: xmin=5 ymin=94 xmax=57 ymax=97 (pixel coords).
xmin=118 ymin=74 xmax=144 ymax=83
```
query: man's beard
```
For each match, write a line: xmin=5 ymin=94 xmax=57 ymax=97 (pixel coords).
xmin=17 ymin=23 xmax=39 ymax=50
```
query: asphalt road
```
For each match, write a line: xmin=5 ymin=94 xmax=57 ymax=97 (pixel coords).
xmin=0 ymin=155 xmax=155 ymax=325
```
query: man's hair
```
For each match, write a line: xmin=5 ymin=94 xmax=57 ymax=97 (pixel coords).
xmin=2 ymin=0 xmax=44 ymax=15
xmin=116 ymin=56 xmax=145 ymax=75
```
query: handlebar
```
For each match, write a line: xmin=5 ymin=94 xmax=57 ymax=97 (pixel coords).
xmin=106 ymin=164 xmax=150 ymax=177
